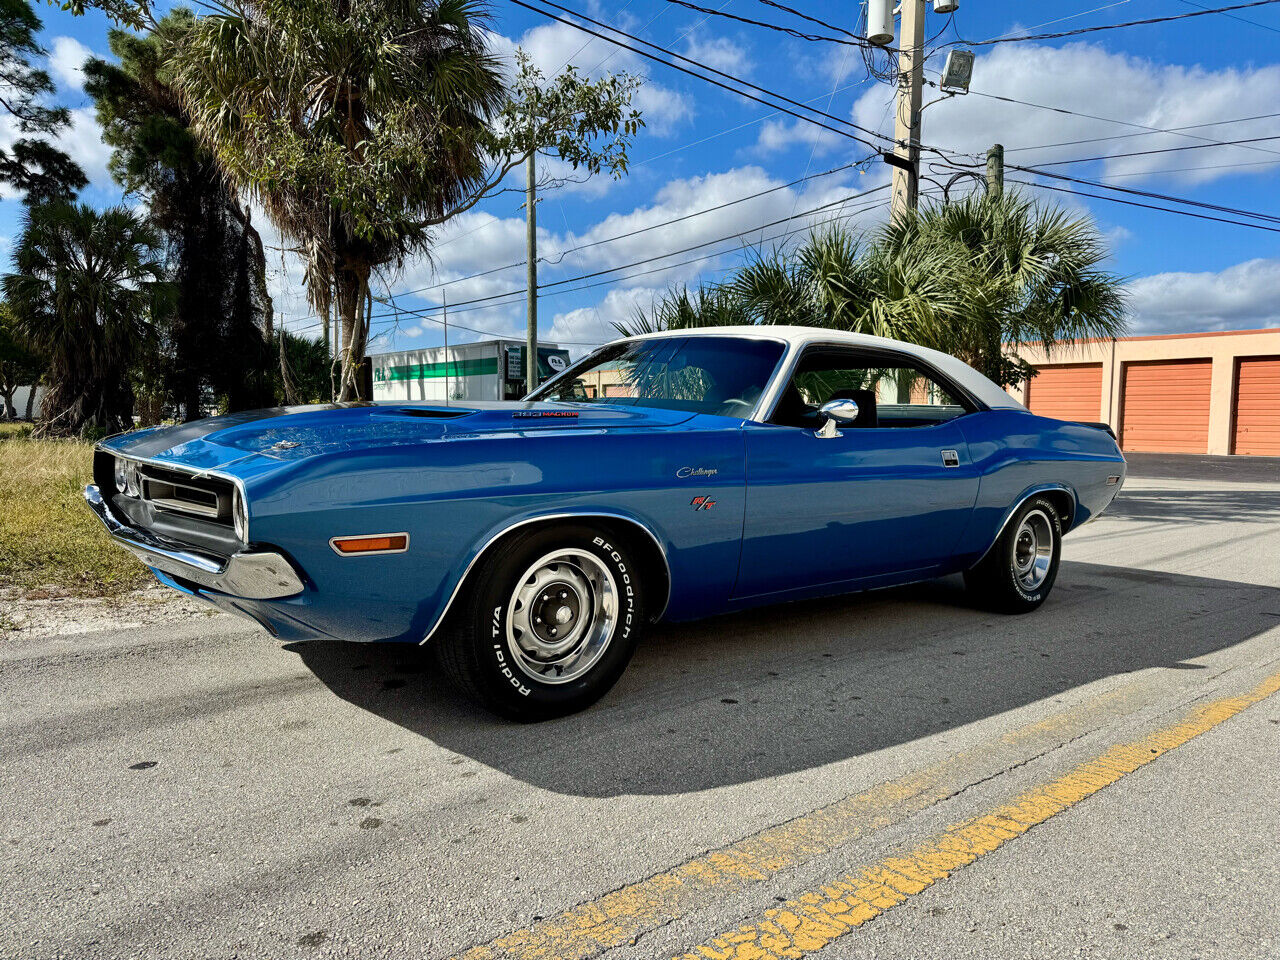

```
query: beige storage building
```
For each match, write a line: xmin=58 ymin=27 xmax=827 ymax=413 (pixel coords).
xmin=1010 ymin=328 xmax=1280 ymax=457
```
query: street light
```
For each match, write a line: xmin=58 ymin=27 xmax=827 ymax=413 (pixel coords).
xmin=939 ymin=49 xmax=975 ymax=93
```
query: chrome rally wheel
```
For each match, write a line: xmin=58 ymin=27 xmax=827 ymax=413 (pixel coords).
xmin=506 ymin=549 xmax=618 ymax=685
xmin=438 ymin=523 xmax=647 ymax=721
xmin=1012 ymin=508 xmax=1054 ymax=593
xmin=964 ymin=495 xmax=1063 ymax=613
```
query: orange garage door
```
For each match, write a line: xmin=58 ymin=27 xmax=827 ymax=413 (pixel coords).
xmin=1233 ymin=356 xmax=1280 ymax=456
xmin=1025 ymin=364 xmax=1104 ymax=422
xmin=1120 ymin=359 xmax=1212 ymax=453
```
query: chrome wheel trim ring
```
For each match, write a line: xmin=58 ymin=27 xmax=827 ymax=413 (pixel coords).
xmin=1013 ymin=508 xmax=1054 ymax=591
xmin=506 ymin=549 xmax=618 ymax=685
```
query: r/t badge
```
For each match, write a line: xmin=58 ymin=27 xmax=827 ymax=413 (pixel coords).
xmin=691 ymin=496 xmax=717 ymax=511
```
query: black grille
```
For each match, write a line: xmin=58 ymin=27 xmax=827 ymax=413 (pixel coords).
xmin=137 ymin=464 xmax=235 ymax=526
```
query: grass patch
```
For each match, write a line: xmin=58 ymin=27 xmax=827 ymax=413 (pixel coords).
xmin=0 ymin=428 xmax=151 ymax=597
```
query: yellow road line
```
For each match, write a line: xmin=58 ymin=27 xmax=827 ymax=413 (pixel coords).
xmin=450 ymin=679 xmax=1176 ymax=960
xmin=674 ymin=668 xmax=1280 ymax=960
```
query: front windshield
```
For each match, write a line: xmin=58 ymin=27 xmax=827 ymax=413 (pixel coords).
xmin=530 ymin=336 xmax=786 ymax=417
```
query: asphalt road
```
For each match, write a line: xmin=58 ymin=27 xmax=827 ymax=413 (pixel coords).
xmin=4 ymin=464 xmax=1280 ymax=959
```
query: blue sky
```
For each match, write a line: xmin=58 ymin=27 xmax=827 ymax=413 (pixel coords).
xmin=4 ymin=0 xmax=1279 ymax=356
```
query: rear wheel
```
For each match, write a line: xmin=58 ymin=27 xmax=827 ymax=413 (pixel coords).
xmin=964 ymin=496 xmax=1062 ymax=613
xmin=437 ymin=523 xmax=646 ymax=720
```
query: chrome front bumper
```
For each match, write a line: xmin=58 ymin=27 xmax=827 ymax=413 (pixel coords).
xmin=84 ymin=484 xmax=304 ymax=600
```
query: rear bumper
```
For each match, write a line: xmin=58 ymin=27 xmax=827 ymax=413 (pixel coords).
xmin=84 ymin=484 xmax=304 ymax=600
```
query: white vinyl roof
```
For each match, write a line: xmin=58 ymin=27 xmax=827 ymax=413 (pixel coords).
xmin=620 ymin=325 xmax=1027 ymax=412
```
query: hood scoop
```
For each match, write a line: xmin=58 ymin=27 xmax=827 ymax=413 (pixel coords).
xmin=377 ymin=407 xmax=471 ymax=420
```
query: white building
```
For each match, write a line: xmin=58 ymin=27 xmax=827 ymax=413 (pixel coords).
xmin=370 ymin=339 xmax=572 ymax=403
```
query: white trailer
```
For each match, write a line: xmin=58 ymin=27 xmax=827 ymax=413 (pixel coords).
xmin=370 ymin=339 xmax=571 ymax=403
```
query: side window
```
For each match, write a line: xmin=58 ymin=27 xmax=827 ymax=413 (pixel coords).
xmin=769 ymin=348 xmax=972 ymax=429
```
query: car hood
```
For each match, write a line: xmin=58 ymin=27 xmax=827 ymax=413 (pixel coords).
xmin=101 ymin=401 xmax=700 ymax=474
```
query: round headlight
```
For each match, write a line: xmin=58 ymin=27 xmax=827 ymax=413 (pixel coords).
xmin=232 ymin=489 xmax=249 ymax=543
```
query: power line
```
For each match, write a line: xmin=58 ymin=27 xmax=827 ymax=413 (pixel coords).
xmin=283 ymin=188 xmax=896 ymax=341
xmin=1176 ymin=0 xmax=1280 ymax=33
xmin=984 ymin=1 xmax=1134 ymax=40
xmin=961 ymin=88 xmax=1280 ymax=160
xmin=424 ymin=82 xmax=878 ymax=264
xmin=1007 ymin=163 xmax=1280 ymax=224
xmin=660 ymin=0 xmax=885 ymax=50
xmin=752 ymin=0 xmax=862 ymax=41
xmin=632 ymin=75 xmax=875 ymax=167
xmin=1082 ymin=158 xmax=1280 ymax=179
xmin=947 ymin=0 xmax=1280 ymax=46
xmin=1000 ymin=112 xmax=1280 ymax=156
xmin=375 ymin=192 xmax=900 ymax=342
xmin=512 ymin=0 xmax=891 ymax=147
xmin=1006 ymin=177 xmax=1280 ymax=234
xmin=1030 ymin=134 xmax=1280 ymax=167
xmin=302 ymin=158 xmax=877 ymax=311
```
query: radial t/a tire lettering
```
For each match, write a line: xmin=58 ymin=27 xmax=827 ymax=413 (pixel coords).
xmin=436 ymin=523 xmax=646 ymax=721
xmin=964 ymin=495 xmax=1063 ymax=614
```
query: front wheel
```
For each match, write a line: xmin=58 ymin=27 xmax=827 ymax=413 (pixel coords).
xmin=964 ymin=496 xmax=1062 ymax=613
xmin=437 ymin=524 xmax=646 ymax=720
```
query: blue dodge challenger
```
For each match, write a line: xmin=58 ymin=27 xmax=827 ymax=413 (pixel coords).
xmin=87 ymin=328 xmax=1126 ymax=719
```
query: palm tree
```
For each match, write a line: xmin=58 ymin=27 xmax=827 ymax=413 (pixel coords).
xmin=2 ymin=203 xmax=169 ymax=437
xmin=627 ymin=191 xmax=1126 ymax=389
xmin=878 ymin=190 xmax=1128 ymax=387
xmin=170 ymin=0 xmax=508 ymax=400
xmin=617 ymin=283 xmax=755 ymax=337
xmin=171 ymin=1 xmax=641 ymax=400
xmin=85 ymin=10 xmax=276 ymax=421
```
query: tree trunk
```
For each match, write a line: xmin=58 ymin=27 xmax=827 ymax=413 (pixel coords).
xmin=335 ymin=265 xmax=371 ymax=402
xmin=0 ymin=387 xmax=15 ymax=420
xmin=23 ymin=378 xmax=37 ymax=420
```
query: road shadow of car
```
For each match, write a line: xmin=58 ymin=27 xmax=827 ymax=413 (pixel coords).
xmin=289 ymin=558 xmax=1280 ymax=798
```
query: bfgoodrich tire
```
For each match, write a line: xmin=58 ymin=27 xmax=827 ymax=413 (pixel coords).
xmin=964 ymin=495 xmax=1063 ymax=614
xmin=437 ymin=523 xmax=646 ymax=721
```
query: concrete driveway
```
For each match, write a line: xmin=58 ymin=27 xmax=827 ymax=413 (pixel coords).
xmin=3 ymin=458 xmax=1279 ymax=959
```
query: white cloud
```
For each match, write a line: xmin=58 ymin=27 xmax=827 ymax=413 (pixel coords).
xmin=0 ymin=106 xmax=112 ymax=198
xmin=48 ymin=36 xmax=94 ymax=90
xmin=682 ymin=33 xmax=752 ymax=75
xmin=1128 ymin=259 xmax=1280 ymax=334
xmin=58 ymin=108 xmax=112 ymax=191
xmin=548 ymin=286 xmax=659 ymax=349
xmin=753 ymin=118 xmax=845 ymax=157
xmin=850 ymin=42 xmax=1280 ymax=186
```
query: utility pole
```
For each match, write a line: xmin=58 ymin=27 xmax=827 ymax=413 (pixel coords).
xmin=525 ymin=151 xmax=538 ymax=397
xmin=890 ymin=0 xmax=927 ymax=220
xmin=442 ymin=290 xmax=449 ymax=406
xmin=986 ymin=143 xmax=1004 ymax=197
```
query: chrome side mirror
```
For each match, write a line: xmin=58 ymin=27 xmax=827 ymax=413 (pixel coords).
xmin=815 ymin=399 xmax=860 ymax=439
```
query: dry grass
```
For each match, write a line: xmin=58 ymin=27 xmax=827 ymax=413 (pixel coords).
xmin=0 ymin=424 xmax=151 ymax=597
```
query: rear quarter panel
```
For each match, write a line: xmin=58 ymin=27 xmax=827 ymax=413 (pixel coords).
xmin=954 ymin=410 xmax=1126 ymax=564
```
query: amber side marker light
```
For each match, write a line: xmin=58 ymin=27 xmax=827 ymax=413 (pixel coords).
xmin=329 ymin=533 xmax=410 ymax=556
